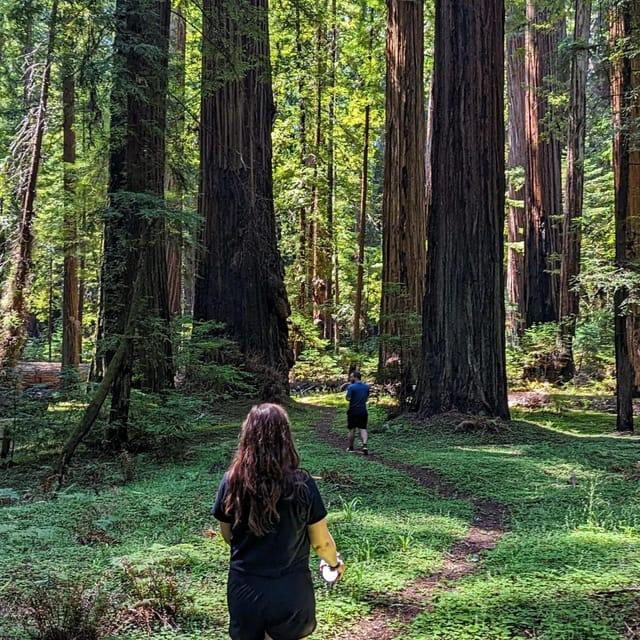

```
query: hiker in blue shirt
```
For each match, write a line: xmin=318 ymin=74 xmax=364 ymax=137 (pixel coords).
xmin=346 ymin=371 xmax=370 ymax=455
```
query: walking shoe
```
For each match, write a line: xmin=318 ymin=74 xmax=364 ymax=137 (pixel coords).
xmin=362 ymin=447 xmax=368 ymax=456
xmin=346 ymin=447 xmax=354 ymax=452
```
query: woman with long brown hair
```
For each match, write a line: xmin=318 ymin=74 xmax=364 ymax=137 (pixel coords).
xmin=213 ymin=403 xmax=344 ymax=640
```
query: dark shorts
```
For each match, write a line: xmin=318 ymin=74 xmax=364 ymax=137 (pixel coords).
xmin=347 ymin=411 xmax=368 ymax=431
xmin=227 ymin=569 xmax=317 ymax=640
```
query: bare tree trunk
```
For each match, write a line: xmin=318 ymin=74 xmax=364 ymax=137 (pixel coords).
xmin=558 ymin=0 xmax=592 ymax=380
xmin=416 ymin=0 xmax=509 ymax=420
xmin=0 ymin=0 xmax=59 ymax=369
xmin=326 ymin=0 xmax=338 ymax=347
xmin=100 ymin=0 xmax=173 ymax=448
xmin=611 ymin=0 xmax=640 ymax=432
xmin=379 ymin=0 xmax=427 ymax=403
xmin=506 ymin=19 xmax=526 ymax=342
xmin=62 ymin=55 xmax=81 ymax=376
xmin=194 ymin=0 xmax=291 ymax=399
xmin=524 ymin=1 xmax=564 ymax=327
xmin=165 ymin=1 xmax=187 ymax=319
xmin=353 ymin=104 xmax=370 ymax=343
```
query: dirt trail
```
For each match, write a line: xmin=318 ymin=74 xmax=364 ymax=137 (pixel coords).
xmin=311 ymin=406 xmax=509 ymax=640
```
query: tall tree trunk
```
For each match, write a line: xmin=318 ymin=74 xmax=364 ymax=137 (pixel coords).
xmin=311 ymin=5 xmax=328 ymax=335
xmin=194 ymin=0 xmax=291 ymax=400
xmin=611 ymin=0 xmax=640 ymax=432
xmin=379 ymin=0 xmax=427 ymax=403
xmin=295 ymin=3 xmax=309 ymax=312
xmin=506 ymin=19 xmax=526 ymax=342
xmin=165 ymin=1 xmax=187 ymax=319
xmin=416 ymin=0 xmax=509 ymax=420
xmin=353 ymin=104 xmax=370 ymax=343
xmin=0 ymin=0 xmax=59 ymax=369
xmin=558 ymin=0 xmax=592 ymax=380
xmin=523 ymin=1 xmax=564 ymax=327
xmin=62 ymin=54 xmax=81 ymax=375
xmin=100 ymin=0 xmax=173 ymax=448
xmin=326 ymin=0 xmax=338 ymax=346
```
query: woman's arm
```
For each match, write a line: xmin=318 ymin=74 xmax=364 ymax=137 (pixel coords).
xmin=219 ymin=521 xmax=232 ymax=544
xmin=308 ymin=519 xmax=345 ymax=579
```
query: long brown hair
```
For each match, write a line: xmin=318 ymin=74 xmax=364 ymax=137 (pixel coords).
xmin=224 ymin=403 xmax=303 ymax=536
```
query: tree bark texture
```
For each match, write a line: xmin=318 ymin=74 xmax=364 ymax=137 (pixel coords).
xmin=379 ymin=0 xmax=427 ymax=400
xmin=506 ymin=26 xmax=526 ymax=342
xmin=558 ymin=0 xmax=592 ymax=380
xmin=100 ymin=0 xmax=173 ymax=445
xmin=524 ymin=1 xmax=564 ymax=327
xmin=416 ymin=0 xmax=509 ymax=420
xmin=165 ymin=1 xmax=187 ymax=318
xmin=611 ymin=0 xmax=640 ymax=432
xmin=0 ymin=0 xmax=59 ymax=369
xmin=62 ymin=62 xmax=81 ymax=373
xmin=195 ymin=0 xmax=291 ymax=399
xmin=353 ymin=104 xmax=370 ymax=343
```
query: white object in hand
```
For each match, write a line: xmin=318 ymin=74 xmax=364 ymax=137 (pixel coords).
xmin=319 ymin=557 xmax=342 ymax=585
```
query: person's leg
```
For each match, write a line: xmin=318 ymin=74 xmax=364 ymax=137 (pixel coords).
xmin=359 ymin=428 xmax=368 ymax=447
xmin=347 ymin=428 xmax=356 ymax=451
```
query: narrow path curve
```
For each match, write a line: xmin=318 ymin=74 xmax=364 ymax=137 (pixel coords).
xmin=310 ymin=406 xmax=509 ymax=640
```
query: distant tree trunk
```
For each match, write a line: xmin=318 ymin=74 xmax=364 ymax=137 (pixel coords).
xmin=62 ymin=55 xmax=81 ymax=376
xmin=558 ymin=0 xmax=592 ymax=380
xmin=506 ymin=22 xmax=526 ymax=342
xmin=379 ymin=0 xmax=427 ymax=403
xmin=326 ymin=0 xmax=338 ymax=347
xmin=165 ymin=1 xmax=187 ymax=319
xmin=295 ymin=3 xmax=309 ymax=312
xmin=195 ymin=0 xmax=291 ymax=400
xmin=611 ymin=0 xmax=640 ymax=432
xmin=416 ymin=0 xmax=509 ymax=420
xmin=0 ymin=0 xmax=59 ymax=369
xmin=353 ymin=104 xmax=370 ymax=343
xmin=100 ymin=0 xmax=173 ymax=448
xmin=524 ymin=1 xmax=564 ymax=327
xmin=311 ymin=5 xmax=328 ymax=336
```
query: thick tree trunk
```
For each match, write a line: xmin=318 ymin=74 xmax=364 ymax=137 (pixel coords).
xmin=100 ymin=0 xmax=173 ymax=447
xmin=379 ymin=0 xmax=427 ymax=403
xmin=195 ymin=0 xmax=291 ymax=400
xmin=506 ymin=24 xmax=526 ymax=342
xmin=611 ymin=0 xmax=640 ymax=432
xmin=0 ymin=0 xmax=59 ymax=369
xmin=62 ymin=63 xmax=81 ymax=375
xmin=416 ymin=0 xmax=509 ymax=420
xmin=558 ymin=0 xmax=592 ymax=380
xmin=523 ymin=1 xmax=564 ymax=327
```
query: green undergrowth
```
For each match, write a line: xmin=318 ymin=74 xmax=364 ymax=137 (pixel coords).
xmin=1 ymin=394 xmax=638 ymax=639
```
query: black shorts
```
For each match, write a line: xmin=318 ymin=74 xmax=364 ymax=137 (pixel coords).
xmin=347 ymin=412 xmax=368 ymax=430
xmin=227 ymin=569 xmax=317 ymax=640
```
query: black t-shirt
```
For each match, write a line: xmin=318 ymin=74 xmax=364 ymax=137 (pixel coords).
xmin=212 ymin=471 xmax=327 ymax=577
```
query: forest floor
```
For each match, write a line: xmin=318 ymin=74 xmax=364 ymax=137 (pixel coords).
xmin=0 ymin=391 xmax=639 ymax=639
xmin=311 ymin=406 xmax=508 ymax=640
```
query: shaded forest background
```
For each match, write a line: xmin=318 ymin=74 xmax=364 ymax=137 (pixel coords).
xmin=1 ymin=0 xmax=640 ymax=456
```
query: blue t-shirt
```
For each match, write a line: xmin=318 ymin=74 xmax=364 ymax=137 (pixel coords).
xmin=212 ymin=471 xmax=327 ymax=577
xmin=346 ymin=381 xmax=370 ymax=415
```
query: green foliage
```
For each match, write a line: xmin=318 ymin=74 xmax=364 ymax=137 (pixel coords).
xmin=175 ymin=319 xmax=255 ymax=397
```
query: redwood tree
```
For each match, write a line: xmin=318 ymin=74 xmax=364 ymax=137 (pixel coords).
xmin=99 ymin=0 xmax=173 ymax=447
xmin=523 ymin=1 xmax=564 ymax=327
xmin=416 ymin=0 xmax=509 ymax=420
xmin=611 ymin=0 xmax=640 ymax=432
xmin=194 ymin=0 xmax=291 ymax=399
xmin=558 ymin=0 xmax=592 ymax=380
xmin=379 ymin=0 xmax=427 ymax=401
